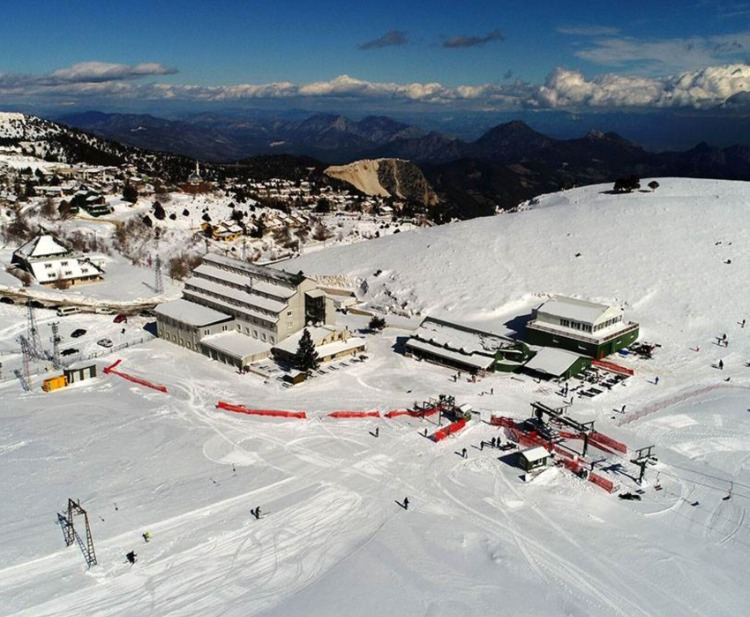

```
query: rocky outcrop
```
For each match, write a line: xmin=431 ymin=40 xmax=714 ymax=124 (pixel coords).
xmin=324 ymin=158 xmax=438 ymax=206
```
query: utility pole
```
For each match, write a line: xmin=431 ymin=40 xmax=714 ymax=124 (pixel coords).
xmin=154 ymin=254 xmax=164 ymax=294
xmin=630 ymin=446 xmax=658 ymax=485
xmin=60 ymin=498 xmax=97 ymax=567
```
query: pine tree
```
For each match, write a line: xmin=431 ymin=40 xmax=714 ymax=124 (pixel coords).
xmin=293 ymin=328 xmax=319 ymax=374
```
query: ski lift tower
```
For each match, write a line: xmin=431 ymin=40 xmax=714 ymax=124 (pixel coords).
xmin=59 ymin=498 xmax=97 ymax=567
xmin=630 ymin=446 xmax=658 ymax=485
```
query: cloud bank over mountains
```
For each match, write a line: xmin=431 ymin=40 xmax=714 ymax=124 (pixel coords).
xmin=2 ymin=60 xmax=750 ymax=112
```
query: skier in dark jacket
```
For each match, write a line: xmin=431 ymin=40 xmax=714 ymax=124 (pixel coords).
xmin=126 ymin=551 xmax=136 ymax=564
xmin=403 ymin=497 xmax=409 ymax=510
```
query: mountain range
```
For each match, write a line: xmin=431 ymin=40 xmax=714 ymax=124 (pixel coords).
xmin=8 ymin=109 xmax=750 ymax=219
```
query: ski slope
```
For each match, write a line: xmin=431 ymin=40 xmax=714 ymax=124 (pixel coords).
xmin=1 ymin=178 xmax=749 ymax=616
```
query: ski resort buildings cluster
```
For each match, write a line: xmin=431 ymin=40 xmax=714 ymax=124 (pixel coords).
xmin=406 ymin=296 xmax=639 ymax=380
xmin=154 ymin=254 xmax=365 ymax=370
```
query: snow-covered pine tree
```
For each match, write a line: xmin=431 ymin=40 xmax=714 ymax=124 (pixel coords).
xmin=293 ymin=328 xmax=319 ymax=374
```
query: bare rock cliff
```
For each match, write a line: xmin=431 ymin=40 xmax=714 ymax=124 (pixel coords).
xmin=325 ymin=158 xmax=438 ymax=206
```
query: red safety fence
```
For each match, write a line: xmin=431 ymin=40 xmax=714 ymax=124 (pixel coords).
xmin=558 ymin=430 xmax=583 ymax=440
xmin=490 ymin=415 xmax=517 ymax=428
xmin=432 ymin=418 xmax=467 ymax=442
xmin=592 ymin=359 xmax=634 ymax=376
xmin=216 ymin=401 xmax=307 ymax=419
xmin=588 ymin=472 xmax=615 ymax=493
xmin=552 ymin=445 xmax=576 ymax=460
xmin=507 ymin=427 xmax=549 ymax=450
xmin=562 ymin=458 xmax=583 ymax=474
xmin=104 ymin=359 xmax=168 ymax=393
xmin=385 ymin=406 xmax=440 ymax=418
xmin=328 ymin=411 xmax=381 ymax=419
xmin=589 ymin=431 xmax=628 ymax=454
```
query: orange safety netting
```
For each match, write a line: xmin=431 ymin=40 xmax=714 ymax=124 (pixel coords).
xmin=216 ymin=401 xmax=307 ymax=419
xmin=104 ymin=360 xmax=168 ymax=393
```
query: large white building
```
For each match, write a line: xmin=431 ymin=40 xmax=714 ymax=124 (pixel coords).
xmin=525 ymin=295 xmax=639 ymax=359
xmin=11 ymin=234 xmax=103 ymax=286
xmin=154 ymin=254 xmax=336 ymax=369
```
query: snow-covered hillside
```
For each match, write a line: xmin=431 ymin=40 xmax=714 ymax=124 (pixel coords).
xmin=1 ymin=178 xmax=749 ymax=617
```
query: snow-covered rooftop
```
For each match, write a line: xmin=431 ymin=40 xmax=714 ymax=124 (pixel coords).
xmin=200 ymin=331 xmax=272 ymax=360
xmin=154 ymin=298 xmax=232 ymax=327
xmin=523 ymin=346 xmax=586 ymax=377
xmin=536 ymin=296 xmax=620 ymax=325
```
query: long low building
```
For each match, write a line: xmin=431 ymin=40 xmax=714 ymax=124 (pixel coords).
xmin=405 ymin=316 xmax=531 ymax=375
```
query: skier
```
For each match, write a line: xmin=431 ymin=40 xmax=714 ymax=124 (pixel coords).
xmin=126 ymin=551 xmax=136 ymax=565
xmin=491 ymin=437 xmax=496 ymax=448
xmin=374 ymin=427 xmax=379 ymax=438
xmin=654 ymin=376 xmax=660 ymax=385
xmin=621 ymin=404 xmax=627 ymax=413
xmin=403 ymin=497 xmax=409 ymax=510
xmin=742 ymin=319 xmax=746 ymax=329
xmin=719 ymin=359 xmax=724 ymax=370
xmin=462 ymin=447 xmax=467 ymax=458
xmin=142 ymin=531 xmax=151 ymax=543
xmin=480 ymin=441 xmax=484 ymax=451
xmin=252 ymin=507 xmax=261 ymax=519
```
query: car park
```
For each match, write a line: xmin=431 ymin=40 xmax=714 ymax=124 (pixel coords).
xmin=97 ymin=338 xmax=113 ymax=348
xmin=71 ymin=328 xmax=87 ymax=338
xmin=61 ymin=348 xmax=78 ymax=356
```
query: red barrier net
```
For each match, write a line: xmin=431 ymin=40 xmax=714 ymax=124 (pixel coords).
xmin=216 ymin=401 xmax=307 ymax=419
xmin=104 ymin=359 xmax=168 ymax=393
xmin=592 ymin=359 xmax=634 ymax=376
xmin=328 ymin=411 xmax=381 ymax=419
xmin=432 ymin=418 xmax=467 ymax=442
xmin=588 ymin=472 xmax=615 ymax=493
xmin=490 ymin=415 xmax=516 ymax=428
xmin=562 ymin=458 xmax=583 ymax=474
xmin=589 ymin=431 xmax=628 ymax=454
xmin=385 ymin=406 xmax=441 ymax=418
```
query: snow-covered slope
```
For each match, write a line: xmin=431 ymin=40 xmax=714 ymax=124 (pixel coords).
xmin=1 ymin=178 xmax=749 ymax=617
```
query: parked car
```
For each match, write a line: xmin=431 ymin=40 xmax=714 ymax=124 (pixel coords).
xmin=97 ymin=338 xmax=113 ymax=348
xmin=61 ymin=348 xmax=79 ymax=356
xmin=95 ymin=307 xmax=114 ymax=315
xmin=71 ymin=328 xmax=87 ymax=338
xmin=113 ymin=314 xmax=128 ymax=324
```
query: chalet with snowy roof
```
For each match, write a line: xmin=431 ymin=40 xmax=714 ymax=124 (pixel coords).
xmin=405 ymin=316 xmax=531 ymax=375
xmin=524 ymin=296 xmax=639 ymax=359
xmin=272 ymin=325 xmax=366 ymax=365
xmin=11 ymin=234 xmax=103 ymax=286
xmin=154 ymin=254 xmax=336 ymax=369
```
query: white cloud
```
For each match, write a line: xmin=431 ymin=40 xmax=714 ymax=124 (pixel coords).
xmin=2 ymin=60 xmax=750 ymax=112
xmin=574 ymin=32 xmax=750 ymax=73
xmin=46 ymin=61 xmax=176 ymax=83
xmin=532 ymin=64 xmax=750 ymax=109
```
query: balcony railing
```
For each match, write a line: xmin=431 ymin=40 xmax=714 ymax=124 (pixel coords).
xmin=527 ymin=320 xmax=639 ymax=345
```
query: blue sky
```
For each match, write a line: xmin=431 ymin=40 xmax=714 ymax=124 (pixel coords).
xmin=2 ymin=0 xmax=750 ymax=114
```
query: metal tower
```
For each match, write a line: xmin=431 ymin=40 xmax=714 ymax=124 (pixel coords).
xmin=154 ymin=254 xmax=164 ymax=294
xmin=60 ymin=498 xmax=97 ymax=567
xmin=16 ymin=335 xmax=32 ymax=391
xmin=26 ymin=299 xmax=43 ymax=359
xmin=50 ymin=322 xmax=61 ymax=369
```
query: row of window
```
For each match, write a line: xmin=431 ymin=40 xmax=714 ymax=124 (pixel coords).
xmin=559 ymin=319 xmax=592 ymax=333
xmin=593 ymin=316 xmax=622 ymax=332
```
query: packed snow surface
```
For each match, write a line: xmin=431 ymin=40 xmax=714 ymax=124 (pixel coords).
xmin=1 ymin=178 xmax=750 ymax=616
